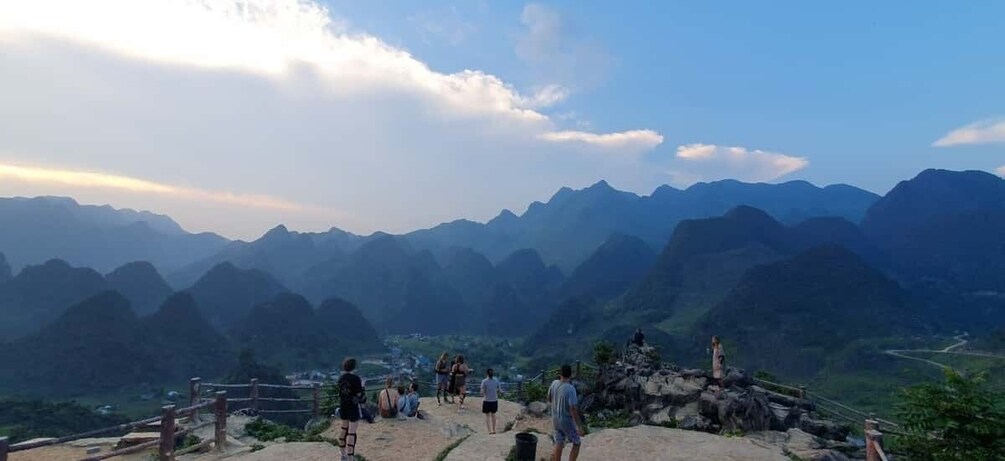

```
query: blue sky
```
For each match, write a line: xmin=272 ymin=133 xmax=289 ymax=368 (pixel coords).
xmin=0 ymin=0 xmax=1002 ymax=238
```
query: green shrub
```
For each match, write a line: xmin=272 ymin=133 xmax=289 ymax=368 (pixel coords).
xmin=522 ymin=380 xmax=549 ymax=403
xmin=895 ymin=369 xmax=1004 ymax=461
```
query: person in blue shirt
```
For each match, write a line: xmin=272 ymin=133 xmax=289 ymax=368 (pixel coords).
xmin=397 ymin=382 xmax=422 ymax=419
xmin=547 ymin=364 xmax=584 ymax=461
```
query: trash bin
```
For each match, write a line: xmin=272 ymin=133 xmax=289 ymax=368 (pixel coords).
xmin=514 ymin=432 xmax=538 ymax=460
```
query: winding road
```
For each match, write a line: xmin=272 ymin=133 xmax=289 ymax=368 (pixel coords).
xmin=883 ymin=334 xmax=1005 ymax=371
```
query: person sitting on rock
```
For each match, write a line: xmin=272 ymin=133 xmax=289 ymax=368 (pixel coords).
xmin=377 ymin=377 xmax=400 ymax=419
xmin=632 ymin=328 xmax=645 ymax=347
xmin=397 ymin=382 xmax=422 ymax=419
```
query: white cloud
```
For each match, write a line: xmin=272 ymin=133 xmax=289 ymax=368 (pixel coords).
xmin=538 ymin=130 xmax=664 ymax=152
xmin=997 ymin=166 xmax=1005 ymax=177
xmin=0 ymin=0 xmax=662 ymax=238
xmin=669 ymin=143 xmax=809 ymax=184
xmin=933 ymin=118 xmax=1005 ymax=147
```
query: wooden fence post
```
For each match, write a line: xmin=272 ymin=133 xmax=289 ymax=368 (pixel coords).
xmin=312 ymin=383 xmax=321 ymax=418
xmin=1 ymin=436 xmax=9 ymax=461
xmin=575 ymin=360 xmax=581 ymax=379
xmin=159 ymin=405 xmax=176 ymax=461
xmin=797 ymin=385 xmax=806 ymax=399
xmin=190 ymin=377 xmax=202 ymax=421
xmin=250 ymin=378 xmax=259 ymax=411
xmin=865 ymin=429 xmax=883 ymax=461
xmin=214 ymin=391 xmax=228 ymax=452
xmin=540 ymin=370 xmax=546 ymax=385
xmin=517 ymin=380 xmax=523 ymax=397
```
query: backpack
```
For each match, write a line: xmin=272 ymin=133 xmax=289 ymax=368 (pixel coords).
xmin=379 ymin=389 xmax=397 ymax=418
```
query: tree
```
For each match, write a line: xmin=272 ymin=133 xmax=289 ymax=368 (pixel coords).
xmin=895 ymin=369 xmax=1004 ymax=461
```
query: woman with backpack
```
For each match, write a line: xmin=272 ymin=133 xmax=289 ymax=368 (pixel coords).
xmin=450 ymin=355 xmax=471 ymax=412
xmin=377 ymin=376 xmax=399 ymax=419
xmin=337 ymin=357 xmax=366 ymax=461
xmin=435 ymin=351 xmax=453 ymax=405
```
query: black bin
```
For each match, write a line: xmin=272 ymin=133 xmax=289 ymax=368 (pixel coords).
xmin=514 ymin=432 xmax=538 ymax=460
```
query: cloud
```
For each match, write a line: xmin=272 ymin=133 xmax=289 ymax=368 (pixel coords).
xmin=668 ymin=143 xmax=809 ymax=184
xmin=516 ymin=3 xmax=611 ymax=92
xmin=539 ymin=130 xmax=664 ymax=152
xmin=997 ymin=166 xmax=1005 ymax=177
xmin=933 ymin=118 xmax=1005 ymax=147
xmin=0 ymin=161 xmax=319 ymax=212
xmin=0 ymin=0 xmax=663 ymax=239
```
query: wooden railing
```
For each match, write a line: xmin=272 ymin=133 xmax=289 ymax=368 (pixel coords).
xmin=513 ymin=360 xmax=595 ymax=397
xmin=0 ymin=388 xmax=228 ymax=461
xmin=752 ymin=377 xmax=904 ymax=458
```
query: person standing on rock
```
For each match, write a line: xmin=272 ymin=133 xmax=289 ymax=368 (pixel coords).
xmin=337 ymin=357 xmax=366 ymax=461
xmin=632 ymin=328 xmax=645 ymax=347
xmin=481 ymin=368 xmax=501 ymax=434
xmin=451 ymin=355 xmax=472 ymax=412
xmin=435 ymin=352 xmax=453 ymax=405
xmin=711 ymin=336 xmax=725 ymax=391
xmin=548 ymin=364 xmax=584 ymax=461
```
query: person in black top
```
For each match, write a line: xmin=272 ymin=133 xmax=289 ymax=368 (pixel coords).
xmin=632 ymin=328 xmax=645 ymax=347
xmin=337 ymin=357 xmax=365 ymax=461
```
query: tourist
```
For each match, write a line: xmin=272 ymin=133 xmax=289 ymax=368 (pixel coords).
xmin=377 ymin=377 xmax=399 ymax=419
xmin=451 ymin=355 xmax=471 ymax=412
xmin=481 ymin=368 xmax=501 ymax=434
xmin=548 ymin=364 xmax=584 ymax=461
xmin=632 ymin=328 xmax=645 ymax=347
xmin=435 ymin=351 xmax=453 ymax=405
xmin=712 ymin=335 xmax=725 ymax=391
xmin=337 ymin=357 xmax=366 ymax=461
xmin=398 ymin=382 xmax=422 ymax=419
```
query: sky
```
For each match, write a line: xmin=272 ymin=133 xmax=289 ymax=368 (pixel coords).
xmin=0 ymin=0 xmax=1003 ymax=240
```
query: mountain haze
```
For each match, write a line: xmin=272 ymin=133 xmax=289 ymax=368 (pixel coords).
xmin=0 ymin=196 xmax=227 ymax=273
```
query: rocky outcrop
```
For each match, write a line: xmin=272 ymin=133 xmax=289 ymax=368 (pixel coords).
xmin=583 ymin=344 xmax=848 ymax=442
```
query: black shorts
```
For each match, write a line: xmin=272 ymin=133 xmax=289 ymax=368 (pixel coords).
xmin=339 ymin=404 xmax=362 ymax=422
xmin=482 ymin=401 xmax=498 ymax=414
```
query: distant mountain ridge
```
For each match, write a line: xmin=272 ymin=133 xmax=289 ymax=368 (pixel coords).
xmin=404 ymin=179 xmax=879 ymax=272
xmin=0 ymin=196 xmax=227 ymax=273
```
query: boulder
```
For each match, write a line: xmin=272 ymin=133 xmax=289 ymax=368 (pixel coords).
xmin=799 ymin=416 xmax=849 ymax=441
xmin=526 ymin=401 xmax=549 ymax=417
xmin=678 ymin=414 xmax=714 ymax=432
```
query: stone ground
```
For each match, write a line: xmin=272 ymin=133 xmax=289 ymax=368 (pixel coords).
xmin=9 ymin=399 xmax=813 ymax=461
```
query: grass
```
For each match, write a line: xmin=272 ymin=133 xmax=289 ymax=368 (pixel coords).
xmin=433 ymin=435 xmax=470 ymax=461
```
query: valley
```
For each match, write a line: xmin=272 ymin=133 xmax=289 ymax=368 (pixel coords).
xmin=0 ymin=169 xmax=1003 ymax=457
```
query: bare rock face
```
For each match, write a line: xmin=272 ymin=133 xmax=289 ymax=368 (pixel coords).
xmin=584 ymin=344 xmax=847 ymax=442
xmin=525 ymin=401 xmax=549 ymax=417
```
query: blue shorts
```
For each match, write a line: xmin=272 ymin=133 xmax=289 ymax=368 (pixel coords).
xmin=437 ymin=373 xmax=449 ymax=385
xmin=554 ymin=421 xmax=581 ymax=446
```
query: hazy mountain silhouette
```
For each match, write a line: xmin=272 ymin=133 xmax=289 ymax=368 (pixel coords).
xmin=0 ymin=252 xmax=10 ymax=282
xmin=405 ymin=179 xmax=878 ymax=272
xmin=232 ymin=293 xmax=381 ymax=370
xmin=559 ymin=234 xmax=657 ymax=301
xmin=105 ymin=261 xmax=173 ymax=316
xmin=692 ymin=245 xmax=925 ymax=378
xmin=168 ymin=224 xmax=362 ymax=289
xmin=184 ymin=262 xmax=288 ymax=328
xmin=862 ymin=169 xmax=1005 ymax=291
xmin=315 ymin=297 xmax=381 ymax=349
xmin=297 ymin=234 xmax=470 ymax=333
xmin=142 ymin=292 xmax=233 ymax=380
xmin=0 ymin=291 xmax=158 ymax=395
xmin=0 ymin=196 xmax=227 ymax=273
xmin=0 ymin=259 xmax=108 ymax=339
